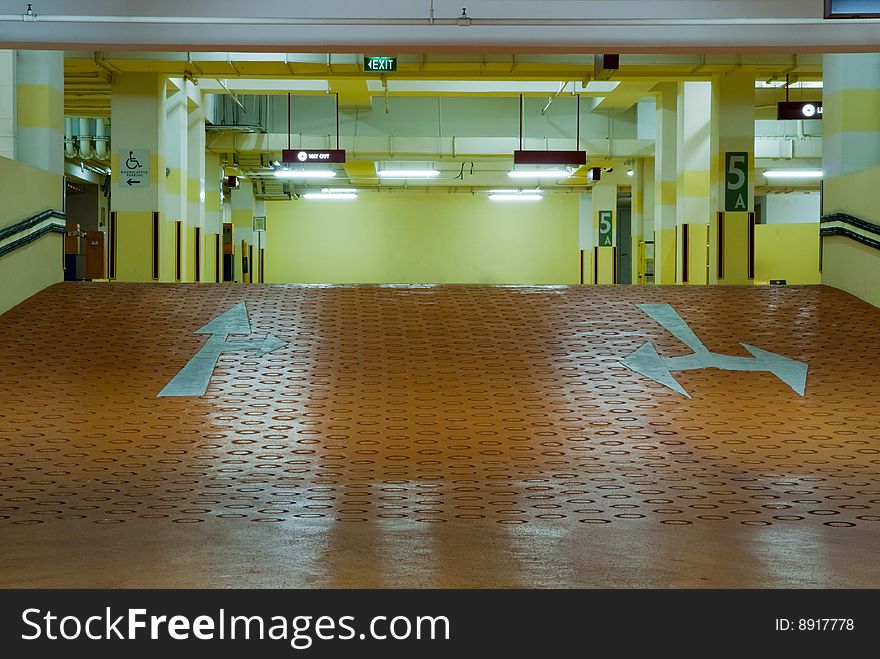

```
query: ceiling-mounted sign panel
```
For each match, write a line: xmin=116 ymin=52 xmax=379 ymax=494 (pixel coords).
xmin=825 ymin=0 xmax=880 ymax=18
xmin=281 ymin=149 xmax=347 ymax=164
xmin=513 ymin=150 xmax=587 ymax=166
xmin=777 ymin=101 xmax=823 ymax=120
xmin=365 ymin=56 xmax=397 ymax=72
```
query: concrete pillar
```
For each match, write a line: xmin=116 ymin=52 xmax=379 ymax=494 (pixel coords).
xmin=230 ymin=180 xmax=255 ymax=283
xmin=711 ymin=71 xmax=755 ymax=285
xmin=578 ymin=191 xmax=594 ymax=284
xmin=110 ymin=73 xmax=166 ymax=282
xmin=205 ymin=151 xmax=223 ymax=283
xmin=186 ymin=83 xmax=206 ymax=283
xmin=641 ymin=157 xmax=656 ymax=283
xmin=163 ymin=78 xmax=188 ymax=282
xmin=676 ymin=81 xmax=712 ymax=284
xmin=631 ymin=158 xmax=645 ymax=284
xmin=0 ymin=50 xmax=15 ymax=160
xmin=593 ymin=179 xmax=618 ymax=284
xmin=653 ymin=83 xmax=677 ymax=284
xmin=821 ymin=54 xmax=880 ymax=307
xmin=15 ymin=50 xmax=63 ymax=174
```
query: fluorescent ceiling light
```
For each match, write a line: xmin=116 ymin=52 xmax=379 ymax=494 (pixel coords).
xmin=584 ymin=81 xmax=621 ymax=93
xmin=377 ymin=169 xmax=440 ymax=178
xmin=508 ymin=169 xmax=572 ymax=179
xmin=273 ymin=169 xmax=336 ymax=179
xmin=756 ymin=80 xmax=823 ymax=89
xmin=763 ymin=169 xmax=823 ymax=179
xmin=304 ymin=192 xmax=358 ymax=199
xmin=489 ymin=193 xmax=543 ymax=201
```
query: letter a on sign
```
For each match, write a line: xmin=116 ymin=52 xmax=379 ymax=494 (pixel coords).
xmin=725 ymin=152 xmax=749 ymax=212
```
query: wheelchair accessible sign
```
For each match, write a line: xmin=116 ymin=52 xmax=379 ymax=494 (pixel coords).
xmin=118 ymin=149 xmax=151 ymax=188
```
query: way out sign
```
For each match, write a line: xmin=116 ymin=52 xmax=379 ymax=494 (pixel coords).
xmin=118 ymin=149 xmax=150 ymax=188
xmin=725 ymin=152 xmax=749 ymax=211
xmin=598 ymin=210 xmax=613 ymax=246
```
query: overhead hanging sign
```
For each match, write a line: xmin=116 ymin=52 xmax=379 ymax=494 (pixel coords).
xmin=118 ymin=149 xmax=150 ymax=188
xmin=513 ymin=150 xmax=587 ymax=166
xmin=365 ymin=56 xmax=397 ymax=72
xmin=777 ymin=101 xmax=823 ymax=120
xmin=281 ymin=149 xmax=346 ymax=164
xmin=825 ymin=0 xmax=880 ymax=18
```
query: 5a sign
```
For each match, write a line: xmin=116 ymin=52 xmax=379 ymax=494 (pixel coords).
xmin=598 ymin=210 xmax=613 ymax=246
xmin=725 ymin=152 xmax=749 ymax=212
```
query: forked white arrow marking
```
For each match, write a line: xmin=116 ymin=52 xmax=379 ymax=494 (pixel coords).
xmin=158 ymin=302 xmax=285 ymax=397
xmin=622 ymin=303 xmax=808 ymax=398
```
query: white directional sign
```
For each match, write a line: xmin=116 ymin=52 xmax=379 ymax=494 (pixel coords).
xmin=158 ymin=303 xmax=285 ymax=397
xmin=118 ymin=149 xmax=151 ymax=188
xmin=622 ymin=303 xmax=808 ymax=398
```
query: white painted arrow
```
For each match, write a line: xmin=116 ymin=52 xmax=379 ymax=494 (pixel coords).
xmin=158 ymin=302 xmax=285 ymax=397
xmin=622 ymin=303 xmax=808 ymax=398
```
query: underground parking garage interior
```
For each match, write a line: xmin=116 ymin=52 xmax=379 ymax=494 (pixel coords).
xmin=2 ymin=0 xmax=880 ymax=650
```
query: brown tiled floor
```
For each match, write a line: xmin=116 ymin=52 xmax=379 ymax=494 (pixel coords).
xmin=1 ymin=282 xmax=879 ymax=587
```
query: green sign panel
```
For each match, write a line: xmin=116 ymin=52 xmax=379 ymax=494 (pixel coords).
xmin=365 ymin=56 xmax=397 ymax=72
xmin=599 ymin=210 xmax=613 ymax=246
xmin=725 ymin=151 xmax=749 ymax=211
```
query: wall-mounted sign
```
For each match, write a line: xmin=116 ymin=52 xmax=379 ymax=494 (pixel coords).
xmin=118 ymin=149 xmax=150 ymax=188
xmin=514 ymin=150 xmax=587 ymax=166
xmin=281 ymin=149 xmax=347 ymax=164
xmin=253 ymin=216 xmax=266 ymax=232
xmin=725 ymin=152 xmax=749 ymax=212
xmin=825 ymin=0 xmax=880 ymax=18
xmin=777 ymin=101 xmax=823 ymax=120
xmin=365 ymin=56 xmax=397 ymax=72
xmin=599 ymin=210 xmax=613 ymax=246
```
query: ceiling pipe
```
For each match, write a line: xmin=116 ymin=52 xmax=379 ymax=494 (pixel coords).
xmin=63 ymin=117 xmax=77 ymax=159
xmin=77 ymin=117 xmax=94 ymax=160
xmin=94 ymin=118 xmax=110 ymax=161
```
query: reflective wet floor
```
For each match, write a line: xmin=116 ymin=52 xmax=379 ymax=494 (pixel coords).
xmin=1 ymin=282 xmax=879 ymax=587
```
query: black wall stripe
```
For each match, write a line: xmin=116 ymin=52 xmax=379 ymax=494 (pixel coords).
xmin=215 ymin=234 xmax=221 ymax=283
xmin=174 ymin=220 xmax=182 ymax=282
xmin=194 ymin=227 xmax=201 ymax=283
xmin=0 ymin=223 xmax=64 ymax=259
xmin=151 ymin=212 xmax=159 ymax=280
xmin=109 ymin=212 xmax=117 ymax=279
xmin=682 ymin=223 xmax=689 ymax=284
xmin=717 ymin=212 xmax=725 ymax=280
xmin=748 ymin=211 xmax=756 ymax=280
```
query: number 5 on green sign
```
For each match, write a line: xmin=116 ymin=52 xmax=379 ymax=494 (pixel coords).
xmin=598 ymin=210 xmax=613 ymax=246
xmin=725 ymin=152 xmax=749 ymax=211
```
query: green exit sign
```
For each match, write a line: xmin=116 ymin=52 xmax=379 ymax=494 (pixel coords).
xmin=365 ymin=56 xmax=397 ymax=72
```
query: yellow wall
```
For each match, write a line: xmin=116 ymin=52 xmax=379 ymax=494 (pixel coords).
xmin=718 ymin=213 xmax=750 ymax=285
xmin=755 ymin=223 xmax=820 ymax=285
xmin=0 ymin=156 xmax=64 ymax=315
xmin=823 ymin=166 xmax=880 ymax=220
xmin=595 ymin=246 xmax=616 ymax=284
xmin=115 ymin=211 xmax=153 ymax=282
xmin=655 ymin=227 xmax=676 ymax=284
xmin=823 ymin=236 xmax=880 ymax=308
xmin=821 ymin=165 xmax=880 ymax=307
xmin=685 ymin=223 xmax=708 ymax=284
xmin=0 ymin=235 xmax=62 ymax=314
xmin=265 ymin=193 xmax=579 ymax=284
xmin=0 ymin=156 xmax=63 ymax=230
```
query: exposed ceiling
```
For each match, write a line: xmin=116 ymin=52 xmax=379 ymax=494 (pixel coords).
xmin=3 ymin=1 xmax=879 ymax=52
xmin=63 ymin=52 xmax=823 ymax=117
